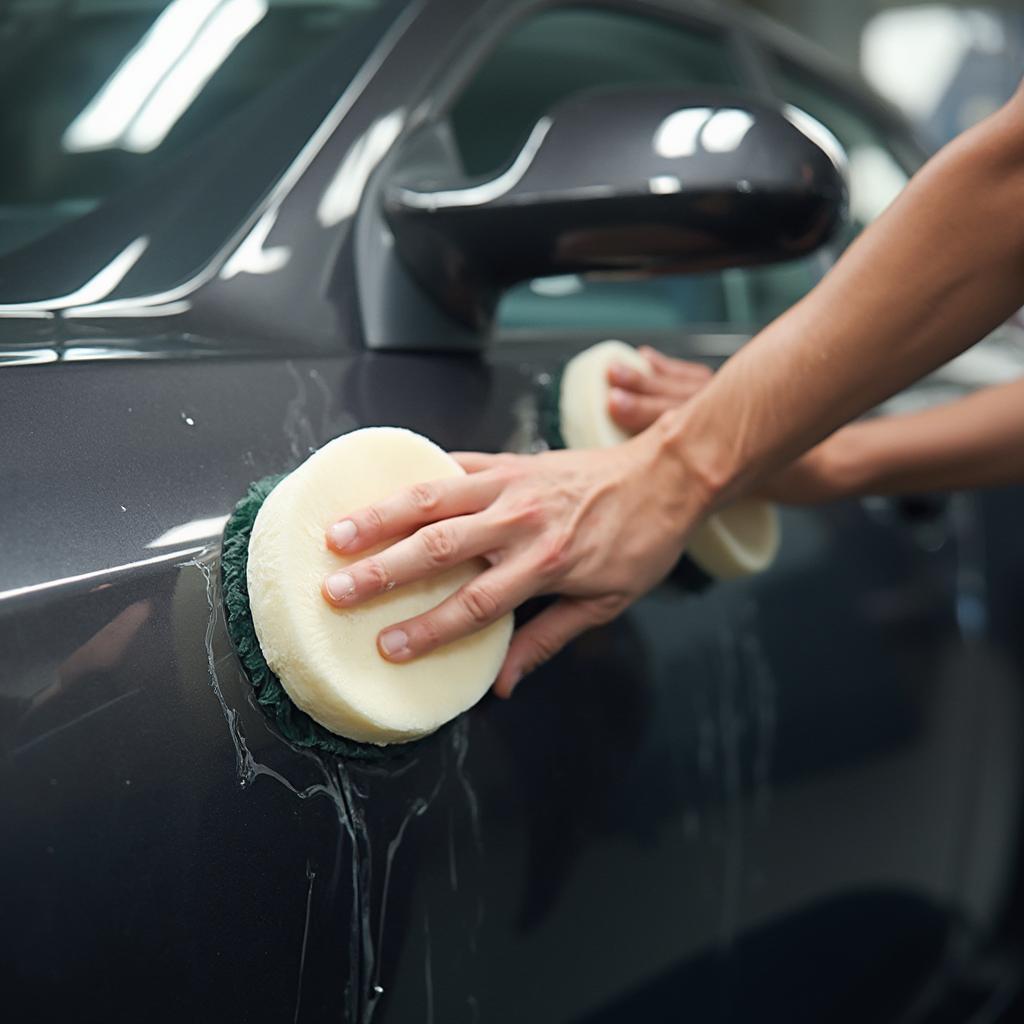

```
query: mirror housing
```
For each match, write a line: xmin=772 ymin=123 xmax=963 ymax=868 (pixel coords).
xmin=384 ymin=88 xmax=848 ymax=330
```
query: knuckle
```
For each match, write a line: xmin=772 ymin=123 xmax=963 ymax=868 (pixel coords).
xmin=526 ymin=631 xmax=561 ymax=667
xmin=409 ymin=482 xmax=439 ymax=513
xmin=591 ymin=594 xmax=626 ymax=623
xmin=506 ymin=497 xmax=545 ymax=528
xmin=363 ymin=504 xmax=385 ymax=534
xmin=421 ymin=523 xmax=457 ymax=566
xmin=363 ymin=559 xmax=391 ymax=592
xmin=415 ymin=614 xmax=444 ymax=652
xmin=458 ymin=582 xmax=500 ymax=625
xmin=537 ymin=533 xmax=571 ymax=576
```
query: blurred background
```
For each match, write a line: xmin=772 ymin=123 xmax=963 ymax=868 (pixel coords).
xmin=738 ymin=0 xmax=1023 ymax=148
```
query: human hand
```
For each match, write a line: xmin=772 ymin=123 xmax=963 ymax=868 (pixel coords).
xmin=607 ymin=346 xmax=712 ymax=434
xmin=320 ymin=426 xmax=706 ymax=697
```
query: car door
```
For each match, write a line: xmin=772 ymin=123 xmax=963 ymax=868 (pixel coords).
xmin=394 ymin=3 xmax=989 ymax=1020
xmin=0 ymin=1 xmax=1003 ymax=1022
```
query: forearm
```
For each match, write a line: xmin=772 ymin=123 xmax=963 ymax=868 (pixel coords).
xmin=824 ymin=378 xmax=1024 ymax=497
xmin=661 ymin=87 xmax=1024 ymax=507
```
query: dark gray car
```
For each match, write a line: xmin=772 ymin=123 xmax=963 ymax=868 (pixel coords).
xmin=3 ymin=1 xmax=1023 ymax=1021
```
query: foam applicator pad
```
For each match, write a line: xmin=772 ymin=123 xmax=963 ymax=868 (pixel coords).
xmin=235 ymin=428 xmax=512 ymax=748
xmin=559 ymin=340 xmax=781 ymax=580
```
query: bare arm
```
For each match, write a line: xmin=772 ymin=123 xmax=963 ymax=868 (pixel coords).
xmin=663 ymin=85 xmax=1024 ymax=504
xmin=762 ymin=377 xmax=1024 ymax=503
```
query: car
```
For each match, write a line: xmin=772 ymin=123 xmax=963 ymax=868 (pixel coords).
xmin=2 ymin=1 xmax=1022 ymax=1020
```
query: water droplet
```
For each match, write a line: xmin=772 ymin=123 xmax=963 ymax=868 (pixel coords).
xmin=373 ymin=985 xmax=384 ymax=995
xmin=180 ymin=412 xmax=195 ymax=427
xmin=124 ymin=779 xmax=132 ymax=786
xmin=120 ymin=505 xmax=127 ymax=512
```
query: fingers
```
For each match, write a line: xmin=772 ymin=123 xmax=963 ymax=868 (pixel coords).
xmin=608 ymin=389 xmax=677 ymax=434
xmin=326 ymin=471 xmax=502 ymax=554
xmin=374 ymin=562 xmax=534 ymax=662
xmin=323 ymin=514 xmax=494 ymax=606
xmin=639 ymin=346 xmax=714 ymax=383
xmin=607 ymin=353 xmax=711 ymax=395
xmin=492 ymin=597 xmax=617 ymax=698
xmin=450 ymin=451 xmax=507 ymax=473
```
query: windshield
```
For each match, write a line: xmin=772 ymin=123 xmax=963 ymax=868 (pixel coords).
xmin=0 ymin=0 xmax=403 ymax=263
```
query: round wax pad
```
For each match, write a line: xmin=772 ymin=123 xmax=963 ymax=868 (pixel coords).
xmin=247 ymin=427 xmax=513 ymax=746
xmin=558 ymin=340 xmax=780 ymax=580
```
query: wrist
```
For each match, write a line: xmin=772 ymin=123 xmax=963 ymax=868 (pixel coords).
xmin=646 ymin=404 xmax=737 ymax=516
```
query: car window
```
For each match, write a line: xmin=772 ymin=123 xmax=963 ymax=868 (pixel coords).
xmin=445 ymin=5 xmax=744 ymax=334
xmin=0 ymin=0 xmax=403 ymax=261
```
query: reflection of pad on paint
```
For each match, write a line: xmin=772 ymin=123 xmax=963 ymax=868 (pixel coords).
xmin=559 ymin=340 xmax=780 ymax=580
xmin=244 ymin=427 xmax=513 ymax=747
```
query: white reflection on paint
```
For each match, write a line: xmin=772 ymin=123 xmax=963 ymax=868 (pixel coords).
xmin=146 ymin=515 xmax=230 ymax=549
xmin=0 ymin=547 xmax=207 ymax=603
xmin=0 ymin=236 xmax=148 ymax=314
xmin=63 ymin=0 xmax=266 ymax=155
xmin=65 ymin=299 xmax=193 ymax=319
xmin=220 ymin=209 xmax=291 ymax=280
xmin=653 ymin=108 xmax=711 ymax=159
xmin=396 ymin=117 xmax=553 ymax=210
xmin=700 ymin=109 xmax=755 ymax=153
xmin=655 ymin=107 xmax=757 ymax=160
xmin=782 ymin=104 xmax=848 ymax=176
xmin=649 ymin=175 xmax=681 ymax=195
xmin=318 ymin=108 xmax=406 ymax=227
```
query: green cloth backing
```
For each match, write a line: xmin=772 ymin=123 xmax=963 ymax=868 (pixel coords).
xmin=221 ymin=474 xmax=396 ymax=761
xmin=538 ymin=365 xmax=566 ymax=452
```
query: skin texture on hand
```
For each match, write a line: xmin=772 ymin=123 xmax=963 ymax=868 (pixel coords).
xmin=321 ymin=423 xmax=708 ymax=697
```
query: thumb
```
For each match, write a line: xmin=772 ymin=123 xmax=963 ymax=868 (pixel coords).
xmin=493 ymin=597 xmax=616 ymax=699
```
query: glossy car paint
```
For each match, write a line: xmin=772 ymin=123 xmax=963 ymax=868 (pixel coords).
xmin=2 ymin=0 xmax=1021 ymax=1021
xmin=386 ymin=89 xmax=846 ymax=327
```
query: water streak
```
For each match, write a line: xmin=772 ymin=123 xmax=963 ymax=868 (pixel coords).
xmin=283 ymin=360 xmax=318 ymax=463
xmin=424 ymin=913 xmax=434 ymax=1024
xmin=294 ymin=861 xmax=317 ymax=1024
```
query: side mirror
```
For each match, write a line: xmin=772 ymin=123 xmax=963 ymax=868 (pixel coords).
xmin=384 ymin=88 xmax=848 ymax=330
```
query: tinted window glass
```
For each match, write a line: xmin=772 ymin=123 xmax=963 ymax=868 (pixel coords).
xmin=0 ymin=0 xmax=401 ymax=260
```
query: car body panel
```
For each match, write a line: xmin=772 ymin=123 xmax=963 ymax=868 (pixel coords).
xmin=1 ymin=1 xmax=1020 ymax=1020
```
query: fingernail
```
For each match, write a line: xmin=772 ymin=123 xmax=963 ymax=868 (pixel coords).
xmin=379 ymin=628 xmax=409 ymax=658
xmin=329 ymin=520 xmax=358 ymax=549
xmin=609 ymin=363 xmax=632 ymax=385
xmin=325 ymin=571 xmax=355 ymax=601
xmin=610 ymin=387 xmax=632 ymax=409
xmin=504 ymin=669 xmax=522 ymax=697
